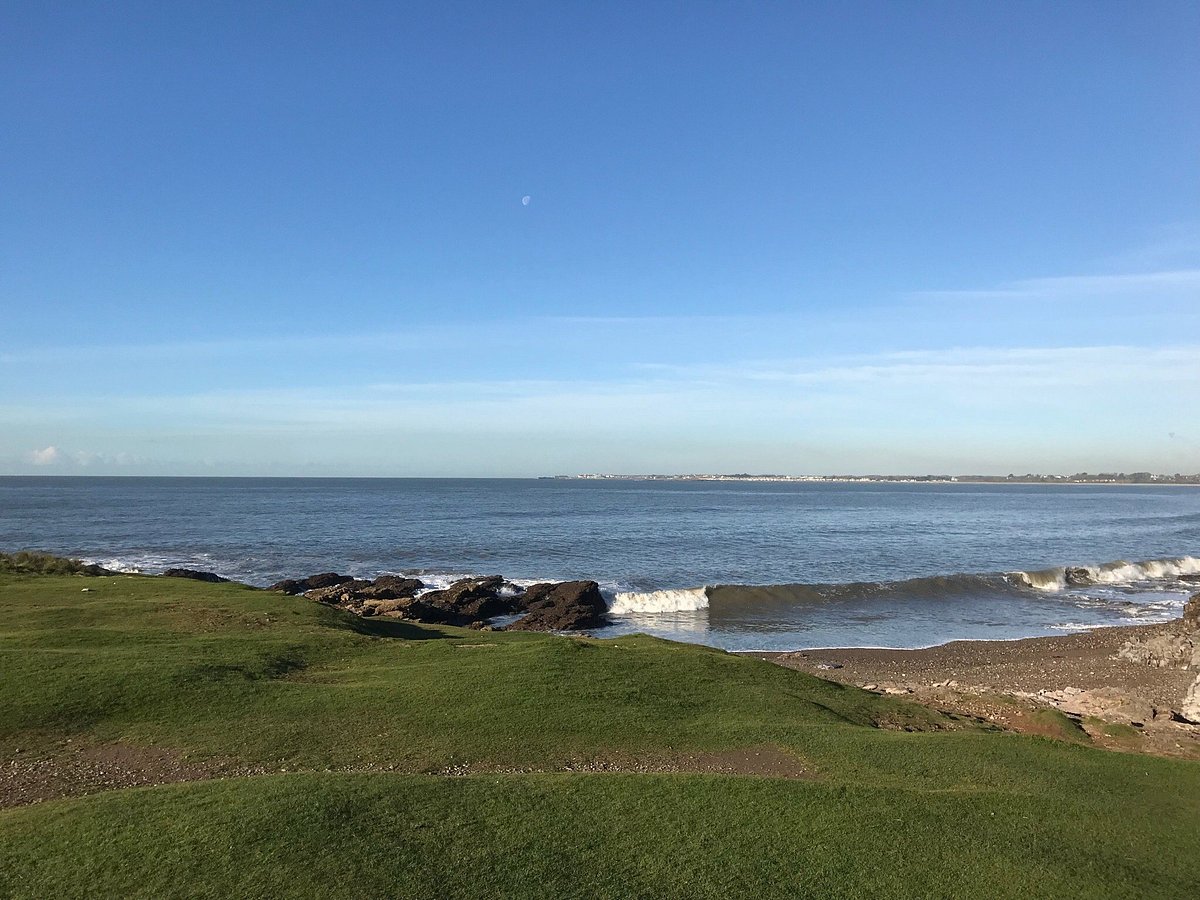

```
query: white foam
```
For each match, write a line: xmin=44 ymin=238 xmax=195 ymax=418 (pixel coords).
xmin=609 ymin=586 xmax=710 ymax=614
xmin=1093 ymin=556 xmax=1200 ymax=583
xmin=1050 ymin=622 xmax=1094 ymax=632
xmin=86 ymin=556 xmax=147 ymax=574
xmin=1012 ymin=555 xmax=1200 ymax=592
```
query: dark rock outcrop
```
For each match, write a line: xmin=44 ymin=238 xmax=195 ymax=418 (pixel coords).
xmin=401 ymin=597 xmax=473 ymax=626
xmin=1063 ymin=566 xmax=1093 ymax=586
xmin=508 ymin=581 xmax=607 ymax=631
xmin=269 ymin=573 xmax=354 ymax=594
xmin=162 ymin=568 xmax=229 ymax=583
xmin=516 ymin=582 xmax=562 ymax=612
xmin=80 ymin=563 xmax=118 ymax=576
xmin=307 ymin=572 xmax=354 ymax=590
xmin=359 ymin=575 xmax=424 ymax=600
xmin=417 ymin=576 xmax=516 ymax=621
xmin=278 ymin=567 xmax=606 ymax=633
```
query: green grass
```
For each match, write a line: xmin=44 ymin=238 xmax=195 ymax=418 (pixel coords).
xmin=5 ymin=772 xmax=1198 ymax=900
xmin=1102 ymin=722 xmax=1141 ymax=738
xmin=1026 ymin=708 xmax=1091 ymax=744
xmin=2 ymin=572 xmax=1199 ymax=898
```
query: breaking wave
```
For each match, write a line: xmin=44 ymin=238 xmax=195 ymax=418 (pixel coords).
xmin=610 ymin=586 xmax=711 ymax=614
xmin=1010 ymin=556 xmax=1200 ymax=592
xmin=607 ymin=555 xmax=1199 ymax=615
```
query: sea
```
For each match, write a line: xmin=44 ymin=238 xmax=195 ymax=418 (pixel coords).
xmin=2 ymin=476 xmax=1198 ymax=652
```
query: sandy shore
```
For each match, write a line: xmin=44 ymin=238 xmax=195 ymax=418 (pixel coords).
xmin=754 ymin=618 xmax=1200 ymax=758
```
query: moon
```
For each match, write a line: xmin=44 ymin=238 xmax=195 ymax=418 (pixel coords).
xmin=521 ymin=195 xmax=531 ymax=206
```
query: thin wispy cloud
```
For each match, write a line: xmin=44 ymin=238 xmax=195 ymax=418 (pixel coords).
xmin=4 ymin=258 xmax=1198 ymax=474
xmin=637 ymin=345 xmax=1199 ymax=388
xmin=12 ymin=342 xmax=1191 ymax=430
xmin=912 ymin=269 xmax=1200 ymax=302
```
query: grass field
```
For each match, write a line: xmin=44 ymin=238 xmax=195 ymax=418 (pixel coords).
xmin=2 ymin=572 xmax=1198 ymax=898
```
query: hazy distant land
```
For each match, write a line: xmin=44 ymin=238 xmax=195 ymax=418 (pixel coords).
xmin=546 ymin=472 xmax=1200 ymax=484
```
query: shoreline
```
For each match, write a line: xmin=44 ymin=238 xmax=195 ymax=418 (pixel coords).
xmin=752 ymin=617 xmax=1200 ymax=757
xmin=727 ymin=619 xmax=1178 ymax=654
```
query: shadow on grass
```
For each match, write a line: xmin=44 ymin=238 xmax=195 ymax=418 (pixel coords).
xmin=346 ymin=614 xmax=450 ymax=642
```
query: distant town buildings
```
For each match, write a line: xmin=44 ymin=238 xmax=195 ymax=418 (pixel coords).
xmin=547 ymin=472 xmax=1200 ymax=484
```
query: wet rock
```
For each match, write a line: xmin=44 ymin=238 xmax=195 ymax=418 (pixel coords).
xmin=508 ymin=581 xmax=607 ymax=631
xmin=162 ymin=568 xmax=229 ymax=583
xmin=1063 ymin=566 xmax=1093 ymax=586
xmin=419 ymin=576 xmax=514 ymax=620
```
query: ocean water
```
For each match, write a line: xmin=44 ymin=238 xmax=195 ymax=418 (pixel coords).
xmin=1 ymin=476 xmax=1198 ymax=651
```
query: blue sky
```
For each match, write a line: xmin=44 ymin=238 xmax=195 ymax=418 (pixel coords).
xmin=2 ymin=1 xmax=1198 ymax=476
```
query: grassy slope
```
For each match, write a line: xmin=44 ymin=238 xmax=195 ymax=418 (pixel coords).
xmin=1 ymin=574 xmax=1199 ymax=898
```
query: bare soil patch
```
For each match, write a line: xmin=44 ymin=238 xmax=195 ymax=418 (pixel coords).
xmin=436 ymin=746 xmax=812 ymax=779
xmin=1 ymin=740 xmax=258 ymax=810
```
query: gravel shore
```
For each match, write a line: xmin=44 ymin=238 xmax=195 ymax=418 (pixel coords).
xmin=754 ymin=619 xmax=1200 ymax=757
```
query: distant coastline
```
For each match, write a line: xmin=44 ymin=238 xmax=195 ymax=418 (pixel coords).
xmin=543 ymin=472 xmax=1200 ymax=485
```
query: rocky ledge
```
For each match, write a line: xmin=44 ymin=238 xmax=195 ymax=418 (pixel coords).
xmin=1118 ymin=593 xmax=1200 ymax=723
xmin=268 ymin=572 xmax=609 ymax=633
